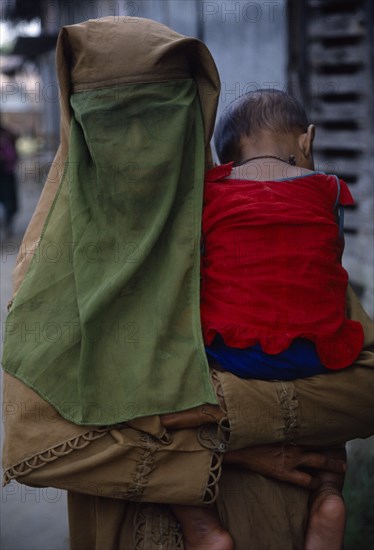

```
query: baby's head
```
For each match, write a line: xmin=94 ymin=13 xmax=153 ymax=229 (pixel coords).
xmin=215 ymin=89 xmax=313 ymax=166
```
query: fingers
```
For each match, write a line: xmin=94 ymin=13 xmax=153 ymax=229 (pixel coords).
xmin=200 ymin=404 xmax=226 ymax=423
xmin=281 ymin=469 xmax=317 ymax=489
xmin=225 ymin=444 xmax=346 ymax=490
xmin=299 ymin=452 xmax=346 ymax=473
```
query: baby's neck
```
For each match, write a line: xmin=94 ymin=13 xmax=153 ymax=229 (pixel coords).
xmin=230 ymin=160 xmax=315 ymax=182
xmin=233 ymin=130 xmax=315 ymax=180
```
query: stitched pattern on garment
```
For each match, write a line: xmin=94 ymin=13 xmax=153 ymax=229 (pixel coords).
xmin=134 ymin=504 xmax=147 ymax=549
xmin=134 ymin=503 xmax=184 ymax=549
xmin=201 ymin=370 xmax=231 ymax=450
xmin=126 ymin=434 xmax=160 ymax=501
xmin=2 ymin=428 xmax=109 ymax=485
xmin=197 ymin=370 xmax=230 ymax=504
xmin=211 ymin=369 xmax=231 ymax=445
xmin=203 ymin=451 xmax=223 ymax=504
xmin=278 ymin=381 xmax=299 ymax=443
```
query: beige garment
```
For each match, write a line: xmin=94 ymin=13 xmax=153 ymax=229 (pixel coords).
xmin=4 ymin=378 xmax=223 ymax=505
xmin=67 ymin=474 xmax=309 ymax=550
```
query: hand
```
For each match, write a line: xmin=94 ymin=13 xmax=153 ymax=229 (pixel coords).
xmin=160 ymin=404 xmax=224 ymax=429
xmin=224 ymin=444 xmax=346 ymax=489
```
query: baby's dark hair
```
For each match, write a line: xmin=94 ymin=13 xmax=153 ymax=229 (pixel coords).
xmin=214 ymin=89 xmax=309 ymax=164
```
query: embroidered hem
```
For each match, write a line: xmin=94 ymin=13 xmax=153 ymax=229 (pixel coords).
xmin=198 ymin=369 xmax=231 ymax=504
xmin=2 ymin=428 xmax=109 ymax=485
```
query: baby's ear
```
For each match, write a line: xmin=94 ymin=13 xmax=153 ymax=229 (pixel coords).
xmin=298 ymin=124 xmax=315 ymax=158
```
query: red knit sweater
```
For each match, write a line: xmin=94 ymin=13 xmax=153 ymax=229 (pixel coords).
xmin=201 ymin=163 xmax=364 ymax=370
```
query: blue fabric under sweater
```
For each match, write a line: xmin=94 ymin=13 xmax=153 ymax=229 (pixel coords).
xmin=205 ymin=335 xmax=330 ymax=380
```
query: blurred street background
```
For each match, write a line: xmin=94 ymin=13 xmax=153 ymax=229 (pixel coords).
xmin=1 ymin=1 xmax=373 ymax=548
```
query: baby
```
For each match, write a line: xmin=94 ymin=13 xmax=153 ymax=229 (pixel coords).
xmin=164 ymin=89 xmax=362 ymax=550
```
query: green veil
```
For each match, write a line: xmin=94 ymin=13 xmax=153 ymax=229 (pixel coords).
xmin=2 ymin=17 xmax=220 ymax=425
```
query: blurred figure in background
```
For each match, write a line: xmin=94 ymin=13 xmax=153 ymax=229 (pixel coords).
xmin=0 ymin=122 xmax=18 ymax=238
